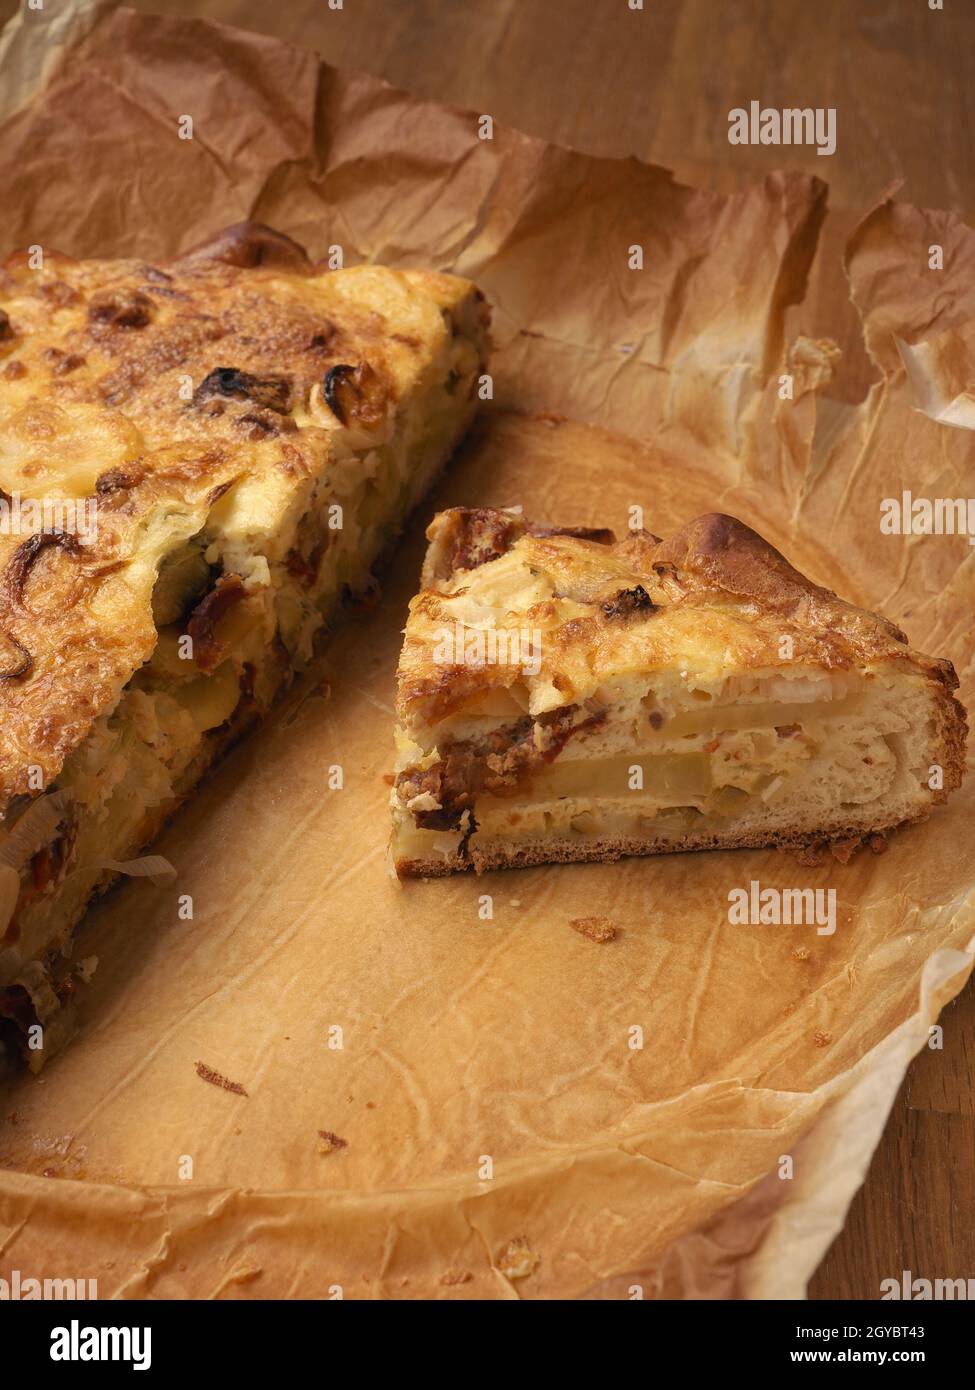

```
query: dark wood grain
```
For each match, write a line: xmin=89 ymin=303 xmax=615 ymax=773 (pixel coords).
xmin=810 ymin=987 xmax=975 ymax=1299
xmin=1 ymin=0 xmax=971 ymax=1300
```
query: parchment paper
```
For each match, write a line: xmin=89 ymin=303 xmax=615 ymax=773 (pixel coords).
xmin=0 ymin=0 xmax=972 ymax=1300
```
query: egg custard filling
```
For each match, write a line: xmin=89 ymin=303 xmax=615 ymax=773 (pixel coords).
xmin=0 ymin=224 xmax=489 ymax=1066
xmin=389 ymin=508 xmax=966 ymax=875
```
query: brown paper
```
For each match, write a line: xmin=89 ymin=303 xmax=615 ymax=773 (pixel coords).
xmin=0 ymin=1 xmax=972 ymax=1300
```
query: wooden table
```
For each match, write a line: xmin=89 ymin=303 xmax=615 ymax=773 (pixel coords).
xmin=2 ymin=0 xmax=972 ymax=1300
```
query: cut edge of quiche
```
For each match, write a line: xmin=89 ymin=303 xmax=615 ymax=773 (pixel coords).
xmin=0 ymin=222 xmax=489 ymax=1066
xmin=389 ymin=507 xmax=967 ymax=876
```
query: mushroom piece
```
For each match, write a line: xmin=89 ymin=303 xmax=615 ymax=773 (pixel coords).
xmin=321 ymin=361 xmax=388 ymax=429
xmin=194 ymin=367 xmax=291 ymax=414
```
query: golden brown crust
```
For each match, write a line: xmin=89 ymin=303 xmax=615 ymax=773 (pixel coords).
xmin=570 ymin=915 xmax=618 ymax=942
xmin=392 ymin=507 xmax=968 ymax=874
xmin=0 ymin=224 xmax=485 ymax=810
xmin=397 ymin=508 xmax=966 ymax=749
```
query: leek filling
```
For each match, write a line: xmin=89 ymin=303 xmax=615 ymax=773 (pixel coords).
xmin=0 ymin=336 xmax=481 ymax=1011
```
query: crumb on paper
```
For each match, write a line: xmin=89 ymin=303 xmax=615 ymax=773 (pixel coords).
xmin=792 ymin=946 xmax=811 ymax=963
xmin=495 ymin=1236 xmax=540 ymax=1280
xmin=382 ymin=773 xmax=395 ymax=786
xmin=440 ymin=1269 xmax=473 ymax=1286
xmin=76 ymin=955 xmax=98 ymax=984
xmin=795 ymin=842 xmax=825 ymax=867
xmin=813 ymin=1030 xmax=832 ymax=1048
xmin=571 ymin=915 xmax=618 ymax=943
xmin=830 ymin=836 xmax=861 ymax=864
xmin=318 ymin=1129 xmax=348 ymax=1155
xmin=195 ymin=1061 xmax=248 ymax=1096
xmin=868 ymin=833 xmax=888 ymax=855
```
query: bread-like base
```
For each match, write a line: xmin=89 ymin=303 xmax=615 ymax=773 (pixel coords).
xmin=395 ymin=811 xmax=926 ymax=878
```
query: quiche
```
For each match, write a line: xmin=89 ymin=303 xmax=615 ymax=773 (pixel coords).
xmin=389 ymin=508 xmax=967 ymax=875
xmin=0 ymin=222 xmax=489 ymax=1065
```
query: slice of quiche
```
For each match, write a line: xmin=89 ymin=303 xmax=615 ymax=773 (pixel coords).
xmin=389 ymin=508 xmax=966 ymax=875
xmin=0 ymin=222 xmax=489 ymax=1065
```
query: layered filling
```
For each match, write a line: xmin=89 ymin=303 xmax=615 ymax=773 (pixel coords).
xmin=0 ymin=316 xmax=484 ymax=1063
xmin=391 ymin=667 xmax=942 ymax=867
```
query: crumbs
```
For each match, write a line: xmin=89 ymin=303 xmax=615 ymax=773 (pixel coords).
xmin=318 ymin=1130 xmax=348 ymax=1155
xmin=570 ymin=915 xmax=618 ymax=943
xmin=195 ymin=1061 xmax=247 ymax=1096
xmin=828 ymin=837 xmax=861 ymax=865
xmin=495 ymin=1236 xmax=540 ymax=1280
xmin=794 ymin=844 xmax=824 ymax=867
xmin=795 ymin=832 xmax=888 ymax=867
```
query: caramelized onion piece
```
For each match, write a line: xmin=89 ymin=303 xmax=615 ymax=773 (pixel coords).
xmin=235 ymin=407 xmax=296 ymax=438
xmin=428 ymin=508 xmax=525 ymax=579
xmin=195 ymin=367 xmax=291 ymax=413
xmin=0 ymin=630 xmax=32 ymax=682
xmin=3 ymin=531 xmax=80 ymax=614
xmin=95 ymin=466 xmax=145 ymax=495
xmin=601 ymin=585 xmax=657 ymax=619
xmin=322 ymin=361 xmax=388 ymax=428
xmin=185 ymin=573 xmax=247 ymax=673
